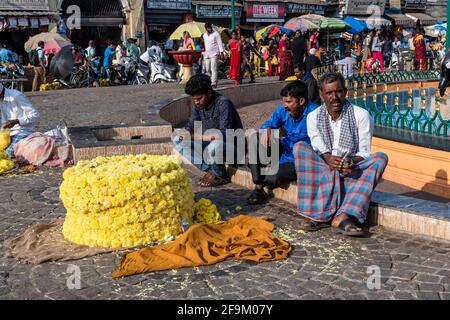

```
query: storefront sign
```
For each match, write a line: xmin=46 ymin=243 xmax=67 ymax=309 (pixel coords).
xmin=286 ymin=3 xmax=326 ymax=15
xmin=147 ymin=0 xmax=191 ymax=10
xmin=246 ymin=3 xmax=285 ymax=23
xmin=389 ymin=0 xmax=401 ymax=10
xmin=0 ymin=0 xmax=49 ymax=11
xmin=404 ymin=0 xmax=426 ymax=10
xmin=17 ymin=16 xmax=28 ymax=26
xmin=196 ymin=4 xmax=242 ymax=18
xmin=344 ymin=0 xmax=385 ymax=16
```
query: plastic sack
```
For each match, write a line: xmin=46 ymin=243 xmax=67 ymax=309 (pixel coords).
xmin=44 ymin=120 xmax=70 ymax=147
xmin=14 ymin=132 xmax=55 ymax=166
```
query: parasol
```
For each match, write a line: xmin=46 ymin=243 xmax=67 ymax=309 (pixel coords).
xmin=169 ymin=21 xmax=220 ymax=40
xmin=43 ymin=39 xmax=72 ymax=55
xmin=49 ymin=45 xmax=74 ymax=80
xmin=284 ymin=17 xmax=319 ymax=33
xmin=24 ymin=32 xmax=71 ymax=52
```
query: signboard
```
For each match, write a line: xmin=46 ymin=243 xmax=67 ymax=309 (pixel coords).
xmin=344 ymin=0 xmax=385 ymax=16
xmin=286 ymin=3 xmax=326 ymax=15
xmin=246 ymin=3 xmax=285 ymax=23
xmin=147 ymin=0 xmax=191 ymax=10
xmin=0 ymin=0 xmax=49 ymax=11
xmin=196 ymin=4 xmax=242 ymax=19
xmin=389 ymin=0 xmax=401 ymax=10
xmin=404 ymin=0 xmax=426 ymax=10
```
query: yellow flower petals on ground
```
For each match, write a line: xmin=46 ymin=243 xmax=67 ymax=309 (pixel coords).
xmin=192 ymin=198 xmax=221 ymax=224
xmin=0 ymin=150 xmax=14 ymax=174
xmin=61 ymin=154 xmax=195 ymax=248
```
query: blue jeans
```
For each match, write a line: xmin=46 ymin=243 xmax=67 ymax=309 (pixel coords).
xmin=173 ymin=137 xmax=237 ymax=178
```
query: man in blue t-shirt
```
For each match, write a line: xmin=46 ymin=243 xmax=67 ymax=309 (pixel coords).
xmin=247 ymin=80 xmax=319 ymax=205
xmin=103 ymin=41 xmax=115 ymax=68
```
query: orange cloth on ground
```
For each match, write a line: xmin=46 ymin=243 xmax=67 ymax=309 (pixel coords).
xmin=112 ymin=215 xmax=292 ymax=278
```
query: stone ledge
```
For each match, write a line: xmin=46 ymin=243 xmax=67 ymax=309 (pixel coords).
xmin=173 ymin=149 xmax=450 ymax=241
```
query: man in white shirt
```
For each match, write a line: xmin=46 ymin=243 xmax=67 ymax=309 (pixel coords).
xmin=293 ymin=72 xmax=388 ymax=237
xmin=0 ymin=83 xmax=39 ymax=157
xmin=202 ymin=22 xmax=224 ymax=88
xmin=335 ymin=51 xmax=356 ymax=78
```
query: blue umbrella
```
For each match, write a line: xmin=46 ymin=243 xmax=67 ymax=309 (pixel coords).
xmin=343 ymin=16 xmax=368 ymax=34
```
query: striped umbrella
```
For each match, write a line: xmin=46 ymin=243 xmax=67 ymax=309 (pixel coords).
xmin=299 ymin=14 xmax=326 ymax=26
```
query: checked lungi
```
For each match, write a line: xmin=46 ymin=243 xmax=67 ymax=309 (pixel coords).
xmin=294 ymin=141 xmax=388 ymax=223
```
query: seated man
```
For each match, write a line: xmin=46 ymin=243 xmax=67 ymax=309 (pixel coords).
xmin=335 ymin=50 xmax=356 ymax=78
xmin=293 ymin=63 xmax=321 ymax=105
xmin=173 ymin=74 xmax=244 ymax=187
xmin=247 ymin=81 xmax=319 ymax=205
xmin=0 ymin=82 xmax=39 ymax=157
xmin=294 ymin=72 xmax=388 ymax=237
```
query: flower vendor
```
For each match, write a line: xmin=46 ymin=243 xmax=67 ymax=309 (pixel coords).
xmin=294 ymin=72 xmax=388 ymax=237
xmin=173 ymin=74 xmax=244 ymax=187
xmin=0 ymin=82 xmax=39 ymax=157
xmin=246 ymin=80 xmax=319 ymax=205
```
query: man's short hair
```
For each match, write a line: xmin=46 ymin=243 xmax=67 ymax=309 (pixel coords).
xmin=319 ymin=72 xmax=346 ymax=92
xmin=185 ymin=74 xmax=213 ymax=96
xmin=280 ymin=81 xmax=308 ymax=100
xmin=38 ymin=41 xmax=44 ymax=47
xmin=205 ymin=22 xmax=212 ymax=29
xmin=294 ymin=63 xmax=306 ymax=71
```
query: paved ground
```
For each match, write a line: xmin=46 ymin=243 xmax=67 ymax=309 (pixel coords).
xmin=0 ymin=81 xmax=449 ymax=300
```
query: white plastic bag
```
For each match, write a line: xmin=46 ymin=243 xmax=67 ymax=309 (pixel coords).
xmin=44 ymin=120 xmax=70 ymax=146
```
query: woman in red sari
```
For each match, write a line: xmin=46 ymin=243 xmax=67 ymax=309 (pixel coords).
xmin=413 ymin=31 xmax=427 ymax=71
xmin=278 ymin=33 xmax=294 ymax=81
xmin=228 ymin=31 xmax=243 ymax=86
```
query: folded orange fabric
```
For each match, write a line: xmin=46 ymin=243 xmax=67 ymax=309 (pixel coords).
xmin=112 ymin=215 xmax=292 ymax=278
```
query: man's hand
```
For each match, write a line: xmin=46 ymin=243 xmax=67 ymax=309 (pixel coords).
xmin=3 ymin=119 xmax=19 ymax=129
xmin=260 ymin=128 xmax=272 ymax=148
xmin=322 ymin=153 xmax=342 ymax=171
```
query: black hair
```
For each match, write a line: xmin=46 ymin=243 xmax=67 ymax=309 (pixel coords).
xmin=294 ymin=63 xmax=306 ymax=71
xmin=319 ymin=72 xmax=346 ymax=92
xmin=280 ymin=80 xmax=308 ymax=100
xmin=185 ymin=74 xmax=213 ymax=96
xmin=205 ymin=22 xmax=212 ymax=29
xmin=38 ymin=41 xmax=44 ymax=47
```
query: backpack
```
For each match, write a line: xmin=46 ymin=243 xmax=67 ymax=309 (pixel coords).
xmin=29 ymin=49 xmax=39 ymax=66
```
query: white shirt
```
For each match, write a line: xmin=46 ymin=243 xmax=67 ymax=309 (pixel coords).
xmin=1 ymin=88 xmax=39 ymax=136
xmin=335 ymin=57 xmax=356 ymax=78
xmin=202 ymin=31 xmax=224 ymax=58
xmin=307 ymin=104 xmax=373 ymax=159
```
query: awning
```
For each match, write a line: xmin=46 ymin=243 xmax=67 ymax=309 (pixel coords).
xmin=405 ymin=13 xmax=437 ymax=26
xmin=385 ymin=13 xmax=416 ymax=28
xmin=343 ymin=16 xmax=368 ymax=33
xmin=80 ymin=17 xmax=125 ymax=27
xmin=354 ymin=16 xmax=392 ymax=29
xmin=434 ymin=17 xmax=447 ymax=23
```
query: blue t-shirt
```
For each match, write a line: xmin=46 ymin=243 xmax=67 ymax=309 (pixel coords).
xmin=260 ymin=101 xmax=319 ymax=164
xmin=103 ymin=47 xmax=115 ymax=67
xmin=0 ymin=48 xmax=16 ymax=63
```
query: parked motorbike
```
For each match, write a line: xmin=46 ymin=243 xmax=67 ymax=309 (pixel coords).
xmin=148 ymin=55 xmax=177 ymax=83
xmin=133 ymin=60 xmax=150 ymax=85
xmin=0 ymin=62 xmax=25 ymax=90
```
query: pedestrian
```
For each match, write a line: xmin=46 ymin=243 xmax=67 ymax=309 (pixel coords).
xmin=202 ymin=22 xmax=224 ymax=88
xmin=278 ymin=33 xmax=294 ymax=81
xmin=335 ymin=50 xmax=356 ymax=78
xmin=413 ymin=31 xmax=427 ymax=71
xmin=293 ymin=63 xmax=321 ymax=105
xmin=85 ymin=40 xmax=97 ymax=61
xmin=0 ymin=82 xmax=39 ymax=157
xmin=367 ymin=30 xmax=384 ymax=73
xmin=382 ymin=35 xmax=393 ymax=70
xmin=228 ymin=31 xmax=242 ymax=86
xmin=361 ymin=31 xmax=373 ymax=74
xmin=126 ymin=38 xmax=140 ymax=64
xmin=32 ymin=41 xmax=46 ymax=92
xmin=291 ymin=30 xmax=307 ymax=66
xmin=305 ymin=48 xmax=321 ymax=73
xmin=240 ymin=35 xmax=260 ymax=84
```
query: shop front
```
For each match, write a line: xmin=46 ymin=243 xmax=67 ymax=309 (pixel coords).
xmin=0 ymin=0 xmax=59 ymax=63
xmin=344 ymin=0 xmax=392 ymax=30
xmin=60 ymin=0 xmax=126 ymax=52
xmin=404 ymin=0 xmax=438 ymax=27
xmin=244 ymin=1 xmax=286 ymax=32
xmin=193 ymin=0 xmax=243 ymax=29
xmin=285 ymin=0 xmax=339 ymax=20
xmin=146 ymin=0 xmax=192 ymax=42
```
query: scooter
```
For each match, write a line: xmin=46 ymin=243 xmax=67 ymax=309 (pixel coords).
xmin=148 ymin=55 xmax=177 ymax=83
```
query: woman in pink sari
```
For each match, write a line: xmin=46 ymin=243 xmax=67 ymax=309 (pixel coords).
xmin=278 ymin=33 xmax=294 ymax=81
xmin=182 ymin=31 xmax=195 ymax=50
xmin=228 ymin=31 xmax=243 ymax=86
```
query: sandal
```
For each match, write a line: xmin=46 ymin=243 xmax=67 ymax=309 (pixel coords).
xmin=198 ymin=172 xmax=230 ymax=187
xmin=299 ymin=219 xmax=330 ymax=232
xmin=247 ymin=189 xmax=269 ymax=205
xmin=333 ymin=217 xmax=364 ymax=237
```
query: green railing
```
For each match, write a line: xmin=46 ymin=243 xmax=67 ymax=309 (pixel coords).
xmin=349 ymin=83 xmax=449 ymax=137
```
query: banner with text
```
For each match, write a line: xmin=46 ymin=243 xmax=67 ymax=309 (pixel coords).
xmin=404 ymin=0 xmax=426 ymax=10
xmin=196 ymin=4 xmax=242 ymax=19
xmin=147 ymin=0 xmax=191 ymax=10
xmin=286 ymin=3 xmax=327 ymax=15
xmin=246 ymin=3 xmax=285 ymax=23
xmin=344 ymin=0 xmax=385 ymax=16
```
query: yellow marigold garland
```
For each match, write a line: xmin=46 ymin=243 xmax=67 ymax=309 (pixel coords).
xmin=192 ymin=198 xmax=221 ymax=224
xmin=0 ymin=150 xmax=14 ymax=174
xmin=60 ymin=154 xmax=195 ymax=248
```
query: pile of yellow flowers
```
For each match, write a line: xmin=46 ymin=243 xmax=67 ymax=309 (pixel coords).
xmin=0 ymin=150 xmax=14 ymax=174
xmin=40 ymin=82 xmax=62 ymax=91
xmin=192 ymin=198 xmax=221 ymax=224
xmin=60 ymin=154 xmax=195 ymax=248
xmin=99 ymin=78 xmax=111 ymax=87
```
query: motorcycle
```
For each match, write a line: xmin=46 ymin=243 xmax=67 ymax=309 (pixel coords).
xmin=0 ymin=62 xmax=25 ymax=90
xmin=148 ymin=55 xmax=177 ymax=83
xmin=133 ymin=60 xmax=150 ymax=85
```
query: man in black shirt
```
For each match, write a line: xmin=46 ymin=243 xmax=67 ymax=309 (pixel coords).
xmin=291 ymin=30 xmax=307 ymax=66
xmin=305 ymin=48 xmax=322 ymax=73
xmin=293 ymin=63 xmax=321 ymax=105
xmin=173 ymin=74 xmax=244 ymax=187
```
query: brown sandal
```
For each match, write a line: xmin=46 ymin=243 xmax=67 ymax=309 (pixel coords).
xmin=198 ymin=172 xmax=230 ymax=187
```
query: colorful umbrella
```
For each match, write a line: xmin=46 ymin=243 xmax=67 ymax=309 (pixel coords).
xmin=284 ymin=17 xmax=319 ymax=33
xmin=424 ymin=23 xmax=447 ymax=37
xmin=43 ymin=39 xmax=72 ymax=55
xmin=169 ymin=21 xmax=220 ymax=40
xmin=319 ymin=18 xmax=351 ymax=32
xmin=255 ymin=25 xmax=294 ymax=41
xmin=24 ymin=32 xmax=71 ymax=52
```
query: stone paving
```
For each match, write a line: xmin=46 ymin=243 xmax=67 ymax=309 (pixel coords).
xmin=0 ymin=82 xmax=449 ymax=300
